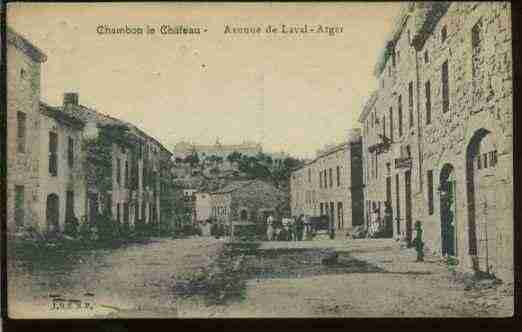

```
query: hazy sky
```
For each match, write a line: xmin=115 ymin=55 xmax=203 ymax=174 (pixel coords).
xmin=8 ymin=2 xmax=401 ymax=158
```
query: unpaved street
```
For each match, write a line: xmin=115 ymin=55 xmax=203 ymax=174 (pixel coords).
xmin=8 ymin=237 xmax=513 ymax=318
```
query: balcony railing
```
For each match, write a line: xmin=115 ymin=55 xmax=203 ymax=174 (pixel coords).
xmin=395 ymin=157 xmax=412 ymax=169
xmin=368 ymin=134 xmax=392 ymax=155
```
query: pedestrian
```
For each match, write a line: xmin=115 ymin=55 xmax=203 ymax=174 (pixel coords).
xmin=266 ymin=214 xmax=274 ymax=241
xmin=303 ymin=215 xmax=310 ymax=237
xmin=414 ymin=221 xmax=424 ymax=262
xmin=296 ymin=215 xmax=304 ymax=241
xmin=384 ymin=202 xmax=393 ymax=237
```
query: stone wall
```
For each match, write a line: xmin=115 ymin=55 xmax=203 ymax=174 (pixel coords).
xmin=6 ymin=37 xmax=44 ymax=232
xmin=360 ymin=2 xmax=512 ymax=281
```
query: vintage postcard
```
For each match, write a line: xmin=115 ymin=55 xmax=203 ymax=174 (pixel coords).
xmin=3 ymin=1 xmax=514 ymax=319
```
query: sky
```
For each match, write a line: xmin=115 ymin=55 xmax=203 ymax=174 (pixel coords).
xmin=8 ymin=2 xmax=401 ymax=158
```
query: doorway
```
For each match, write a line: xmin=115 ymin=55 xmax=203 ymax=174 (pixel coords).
xmin=466 ymin=128 xmax=499 ymax=274
xmin=46 ymin=193 xmax=60 ymax=234
xmin=405 ymin=170 xmax=412 ymax=245
xmin=440 ymin=164 xmax=457 ymax=257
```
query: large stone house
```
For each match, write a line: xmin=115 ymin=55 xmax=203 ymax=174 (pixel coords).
xmin=6 ymin=27 xmax=47 ymax=233
xmin=290 ymin=129 xmax=364 ymax=233
xmin=359 ymin=2 xmax=512 ymax=281
xmin=210 ymin=180 xmax=289 ymax=235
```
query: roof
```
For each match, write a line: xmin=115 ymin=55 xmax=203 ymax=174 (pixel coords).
xmin=373 ymin=4 xmax=412 ymax=77
xmin=39 ymin=102 xmax=85 ymax=129
xmin=59 ymin=102 xmax=172 ymax=156
xmin=7 ymin=27 xmax=47 ymax=63
xmin=358 ymin=91 xmax=379 ymax=122
xmin=211 ymin=180 xmax=256 ymax=194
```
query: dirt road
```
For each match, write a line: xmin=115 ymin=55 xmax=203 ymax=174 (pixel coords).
xmin=7 ymin=237 xmax=513 ymax=318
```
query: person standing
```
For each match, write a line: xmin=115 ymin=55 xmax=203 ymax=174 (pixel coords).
xmin=414 ymin=221 xmax=424 ymax=262
xmin=296 ymin=215 xmax=304 ymax=241
xmin=266 ymin=214 xmax=275 ymax=241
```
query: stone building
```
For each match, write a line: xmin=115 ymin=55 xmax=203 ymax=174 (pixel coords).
xmin=172 ymin=139 xmax=263 ymax=159
xmin=359 ymin=2 xmax=512 ymax=281
xmin=210 ymin=180 xmax=288 ymax=234
xmin=38 ymin=103 xmax=86 ymax=234
xmin=6 ymin=28 xmax=47 ymax=233
xmin=58 ymin=92 xmax=173 ymax=231
xmin=6 ymin=26 xmax=175 ymax=235
xmin=290 ymin=129 xmax=364 ymax=232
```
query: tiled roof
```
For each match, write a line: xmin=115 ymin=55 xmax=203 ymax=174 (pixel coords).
xmin=59 ymin=103 xmax=172 ymax=156
xmin=7 ymin=27 xmax=47 ymax=63
xmin=39 ymin=102 xmax=85 ymax=128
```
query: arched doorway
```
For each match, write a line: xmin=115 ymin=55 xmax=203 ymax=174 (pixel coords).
xmin=46 ymin=193 xmax=60 ymax=234
xmin=440 ymin=164 xmax=457 ymax=257
xmin=466 ymin=129 xmax=499 ymax=275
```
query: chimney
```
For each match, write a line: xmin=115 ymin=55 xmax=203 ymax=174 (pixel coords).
xmin=63 ymin=92 xmax=79 ymax=107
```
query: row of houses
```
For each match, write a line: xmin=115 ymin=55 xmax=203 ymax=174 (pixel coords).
xmin=290 ymin=2 xmax=513 ymax=282
xmin=6 ymin=27 xmax=175 ymax=235
xmin=290 ymin=129 xmax=364 ymax=232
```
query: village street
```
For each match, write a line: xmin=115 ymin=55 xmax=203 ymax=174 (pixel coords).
xmin=7 ymin=236 xmax=513 ymax=318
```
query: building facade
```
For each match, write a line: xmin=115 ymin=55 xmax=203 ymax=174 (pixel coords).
xmin=210 ymin=180 xmax=288 ymax=232
xmin=290 ymin=129 xmax=364 ymax=232
xmin=6 ymin=27 xmax=175 ymax=235
xmin=38 ymin=103 xmax=86 ymax=234
xmin=6 ymin=28 xmax=47 ymax=233
xmin=172 ymin=140 xmax=263 ymax=159
xmin=360 ymin=2 xmax=512 ymax=281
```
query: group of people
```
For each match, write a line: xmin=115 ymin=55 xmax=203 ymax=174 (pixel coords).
xmin=265 ymin=214 xmax=311 ymax=241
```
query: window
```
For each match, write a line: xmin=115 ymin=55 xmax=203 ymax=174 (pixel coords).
xmin=124 ymin=160 xmax=129 ymax=188
xmin=17 ymin=112 xmax=26 ymax=153
xmin=382 ymin=115 xmax=386 ymax=138
xmin=117 ymin=158 xmax=121 ymax=185
xmin=407 ymin=29 xmax=411 ymax=44
xmin=395 ymin=173 xmax=401 ymax=223
xmin=66 ymin=190 xmax=75 ymax=219
xmin=389 ymin=107 xmax=394 ymax=142
xmin=408 ymin=81 xmax=414 ymax=128
xmin=425 ymin=81 xmax=432 ymax=125
xmin=398 ymin=95 xmax=403 ymax=137
xmin=49 ymin=132 xmax=58 ymax=176
xmin=329 ymin=168 xmax=333 ymax=188
xmin=483 ymin=153 xmax=488 ymax=169
xmin=336 ymin=166 xmax=340 ymax=187
xmin=15 ymin=185 xmax=25 ymax=227
xmin=424 ymin=50 xmax=429 ymax=64
xmin=489 ymin=150 xmax=498 ymax=167
xmin=472 ymin=19 xmax=483 ymax=80
xmin=68 ymin=137 xmax=74 ymax=168
xmin=441 ymin=25 xmax=448 ymax=43
xmin=20 ymin=68 xmax=27 ymax=79
xmin=240 ymin=209 xmax=248 ymax=221
xmin=117 ymin=203 xmax=121 ymax=222
xmin=374 ymin=153 xmax=378 ymax=179
xmin=427 ymin=170 xmax=434 ymax=215
xmin=442 ymin=61 xmax=450 ymax=113
xmin=324 ymin=169 xmax=328 ymax=188
xmin=319 ymin=171 xmax=322 ymax=189
xmin=477 ymin=155 xmax=482 ymax=169
xmin=308 ymin=168 xmax=311 ymax=183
